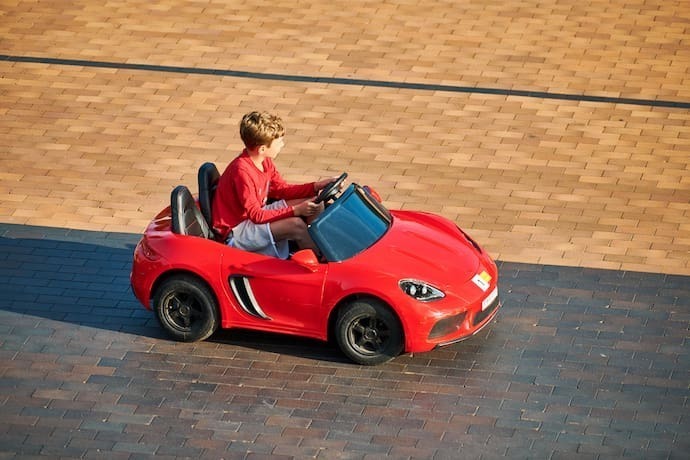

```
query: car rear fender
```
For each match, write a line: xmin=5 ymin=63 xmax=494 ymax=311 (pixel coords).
xmin=150 ymin=269 xmax=220 ymax=315
xmin=145 ymin=248 xmax=226 ymax=321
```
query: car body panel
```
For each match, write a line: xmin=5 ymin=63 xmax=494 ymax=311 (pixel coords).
xmin=218 ymin=252 xmax=328 ymax=337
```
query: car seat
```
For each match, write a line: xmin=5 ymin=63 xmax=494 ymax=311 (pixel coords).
xmin=171 ymin=185 xmax=211 ymax=239
xmin=198 ymin=162 xmax=221 ymax=239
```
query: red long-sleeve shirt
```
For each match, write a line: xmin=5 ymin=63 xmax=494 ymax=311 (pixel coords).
xmin=211 ymin=150 xmax=315 ymax=240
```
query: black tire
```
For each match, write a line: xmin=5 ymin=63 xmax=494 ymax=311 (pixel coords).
xmin=335 ymin=299 xmax=403 ymax=365
xmin=153 ymin=275 xmax=219 ymax=342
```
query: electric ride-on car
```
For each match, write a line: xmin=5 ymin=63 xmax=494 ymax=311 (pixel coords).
xmin=130 ymin=164 xmax=501 ymax=365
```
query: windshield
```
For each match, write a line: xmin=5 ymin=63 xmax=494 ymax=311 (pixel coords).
xmin=308 ymin=184 xmax=392 ymax=262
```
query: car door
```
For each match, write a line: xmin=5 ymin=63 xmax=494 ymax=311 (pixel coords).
xmin=220 ymin=250 xmax=328 ymax=339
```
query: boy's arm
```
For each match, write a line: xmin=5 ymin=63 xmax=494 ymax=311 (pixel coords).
xmin=234 ymin=165 xmax=296 ymax=224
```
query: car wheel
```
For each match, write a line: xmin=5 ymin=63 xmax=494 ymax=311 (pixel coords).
xmin=153 ymin=275 xmax=219 ymax=342
xmin=335 ymin=299 xmax=403 ymax=365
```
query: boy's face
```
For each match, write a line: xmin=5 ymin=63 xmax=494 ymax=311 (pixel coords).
xmin=259 ymin=136 xmax=285 ymax=159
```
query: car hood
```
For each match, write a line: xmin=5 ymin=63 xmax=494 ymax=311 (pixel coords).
xmin=360 ymin=210 xmax=481 ymax=291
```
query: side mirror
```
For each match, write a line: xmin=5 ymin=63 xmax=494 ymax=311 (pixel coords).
xmin=292 ymin=249 xmax=321 ymax=271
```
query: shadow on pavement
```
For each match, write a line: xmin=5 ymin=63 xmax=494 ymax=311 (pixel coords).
xmin=0 ymin=224 xmax=350 ymax=362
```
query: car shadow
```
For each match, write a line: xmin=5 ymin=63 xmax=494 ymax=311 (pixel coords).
xmin=0 ymin=228 xmax=164 ymax=338
xmin=210 ymin=328 xmax=351 ymax=364
xmin=0 ymin=224 xmax=350 ymax=364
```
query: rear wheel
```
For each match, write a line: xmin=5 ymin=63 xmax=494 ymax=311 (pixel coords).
xmin=335 ymin=299 xmax=403 ymax=365
xmin=153 ymin=275 xmax=219 ymax=342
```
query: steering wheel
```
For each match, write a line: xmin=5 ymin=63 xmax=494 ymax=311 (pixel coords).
xmin=314 ymin=172 xmax=348 ymax=204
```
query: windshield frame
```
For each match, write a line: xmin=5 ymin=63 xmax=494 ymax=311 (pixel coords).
xmin=308 ymin=184 xmax=392 ymax=262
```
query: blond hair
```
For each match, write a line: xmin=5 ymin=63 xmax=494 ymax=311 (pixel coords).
xmin=239 ymin=111 xmax=285 ymax=149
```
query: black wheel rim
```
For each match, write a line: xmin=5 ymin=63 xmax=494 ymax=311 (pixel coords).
xmin=161 ymin=291 xmax=204 ymax=333
xmin=347 ymin=314 xmax=391 ymax=356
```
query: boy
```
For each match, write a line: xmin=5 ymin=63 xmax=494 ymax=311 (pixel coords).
xmin=211 ymin=111 xmax=337 ymax=258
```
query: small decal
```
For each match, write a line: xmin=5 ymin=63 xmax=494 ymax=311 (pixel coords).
xmin=472 ymin=271 xmax=492 ymax=292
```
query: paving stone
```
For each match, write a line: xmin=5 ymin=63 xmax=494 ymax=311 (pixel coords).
xmin=2 ymin=0 xmax=690 ymax=456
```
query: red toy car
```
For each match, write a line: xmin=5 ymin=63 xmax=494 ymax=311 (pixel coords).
xmin=130 ymin=164 xmax=500 ymax=365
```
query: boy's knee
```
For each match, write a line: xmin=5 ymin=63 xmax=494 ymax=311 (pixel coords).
xmin=278 ymin=217 xmax=317 ymax=252
xmin=271 ymin=217 xmax=308 ymax=241
xmin=288 ymin=217 xmax=308 ymax=234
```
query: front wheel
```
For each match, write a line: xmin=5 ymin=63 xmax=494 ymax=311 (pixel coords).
xmin=335 ymin=300 xmax=403 ymax=365
xmin=153 ymin=275 xmax=219 ymax=342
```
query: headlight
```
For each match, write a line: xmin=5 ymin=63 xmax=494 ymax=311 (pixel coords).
xmin=399 ymin=279 xmax=445 ymax=302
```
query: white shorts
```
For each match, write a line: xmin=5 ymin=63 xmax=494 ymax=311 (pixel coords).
xmin=227 ymin=200 xmax=290 ymax=259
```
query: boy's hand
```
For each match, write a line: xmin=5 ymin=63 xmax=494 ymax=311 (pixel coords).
xmin=293 ymin=200 xmax=320 ymax=217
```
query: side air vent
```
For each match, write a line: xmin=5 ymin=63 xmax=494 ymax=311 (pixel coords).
xmin=229 ymin=276 xmax=271 ymax=320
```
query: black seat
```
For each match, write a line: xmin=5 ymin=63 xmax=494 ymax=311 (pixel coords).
xmin=171 ymin=185 xmax=211 ymax=239
xmin=198 ymin=162 xmax=220 ymax=235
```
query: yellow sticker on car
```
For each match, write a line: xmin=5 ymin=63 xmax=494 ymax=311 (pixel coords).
xmin=472 ymin=271 xmax=492 ymax=292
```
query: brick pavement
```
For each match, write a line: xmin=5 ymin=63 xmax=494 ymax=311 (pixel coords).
xmin=1 ymin=222 xmax=688 ymax=458
xmin=1 ymin=0 xmax=689 ymax=274
xmin=1 ymin=0 xmax=690 ymax=458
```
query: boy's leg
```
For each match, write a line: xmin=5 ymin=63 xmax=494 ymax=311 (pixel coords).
xmin=269 ymin=217 xmax=318 ymax=252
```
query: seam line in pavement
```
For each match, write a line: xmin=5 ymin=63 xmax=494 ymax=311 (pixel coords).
xmin=2 ymin=53 xmax=690 ymax=110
